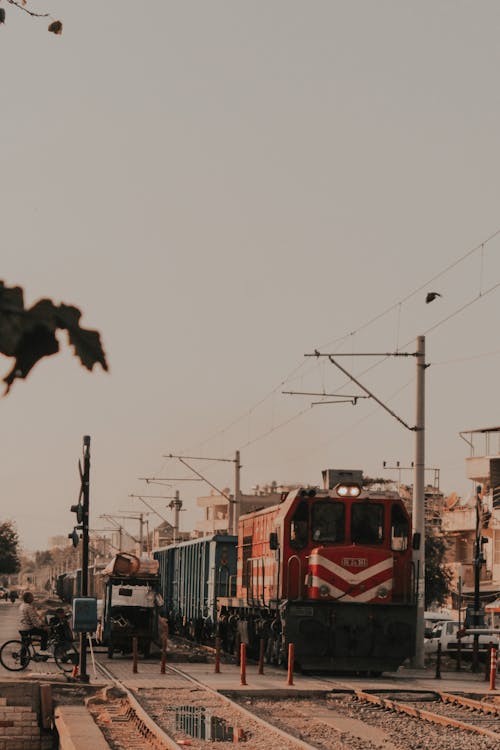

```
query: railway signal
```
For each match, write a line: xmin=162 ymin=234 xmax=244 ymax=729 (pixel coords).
xmin=68 ymin=435 xmax=91 ymax=682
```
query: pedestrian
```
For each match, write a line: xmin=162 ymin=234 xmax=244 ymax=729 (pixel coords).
xmin=9 ymin=590 xmax=18 ymax=604
xmin=19 ymin=592 xmax=50 ymax=652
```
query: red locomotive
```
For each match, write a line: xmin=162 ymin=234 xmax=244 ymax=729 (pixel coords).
xmin=218 ymin=469 xmax=417 ymax=673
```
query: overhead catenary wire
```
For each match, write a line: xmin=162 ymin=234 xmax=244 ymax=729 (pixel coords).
xmin=184 ymin=225 xmax=500 ymax=459
xmin=135 ymin=225 xmax=500 ymax=502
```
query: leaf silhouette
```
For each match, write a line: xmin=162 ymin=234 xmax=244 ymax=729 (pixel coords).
xmin=0 ymin=281 xmax=107 ymax=394
xmin=48 ymin=19 xmax=62 ymax=34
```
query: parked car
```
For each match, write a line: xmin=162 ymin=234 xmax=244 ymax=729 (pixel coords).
xmin=424 ymin=610 xmax=454 ymax=639
xmin=424 ymin=619 xmax=499 ymax=657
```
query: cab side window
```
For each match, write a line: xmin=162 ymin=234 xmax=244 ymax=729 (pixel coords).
xmin=289 ymin=501 xmax=309 ymax=550
xmin=391 ymin=504 xmax=409 ymax=551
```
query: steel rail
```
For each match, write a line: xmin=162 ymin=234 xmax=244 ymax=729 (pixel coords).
xmin=95 ymin=660 xmax=181 ymax=749
xmin=439 ymin=691 xmax=500 ymax=715
xmin=155 ymin=661 xmax=318 ymax=750
xmin=354 ymin=689 xmax=500 ymax=741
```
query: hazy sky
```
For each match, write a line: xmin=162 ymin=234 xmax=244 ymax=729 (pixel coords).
xmin=2 ymin=1 xmax=500 ymax=551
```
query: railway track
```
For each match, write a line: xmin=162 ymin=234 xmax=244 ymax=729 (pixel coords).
xmin=353 ymin=689 xmax=500 ymax=741
xmin=91 ymin=657 xmax=316 ymax=750
xmin=72 ymin=649 xmax=500 ymax=750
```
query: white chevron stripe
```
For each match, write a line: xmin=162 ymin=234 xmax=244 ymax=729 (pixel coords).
xmin=309 ymin=554 xmax=392 ymax=584
xmin=309 ymin=574 xmax=393 ymax=602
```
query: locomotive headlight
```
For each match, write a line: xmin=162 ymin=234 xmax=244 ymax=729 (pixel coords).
xmin=377 ymin=586 xmax=389 ymax=599
xmin=319 ymin=584 xmax=330 ymax=597
xmin=336 ymin=483 xmax=361 ymax=497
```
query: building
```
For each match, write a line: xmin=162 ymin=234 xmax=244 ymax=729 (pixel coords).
xmin=441 ymin=426 xmax=500 ymax=606
xmin=195 ymin=481 xmax=306 ymax=536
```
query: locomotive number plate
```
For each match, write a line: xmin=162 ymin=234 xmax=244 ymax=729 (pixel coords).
xmin=341 ymin=557 xmax=368 ymax=567
xmin=291 ymin=607 xmax=314 ymax=617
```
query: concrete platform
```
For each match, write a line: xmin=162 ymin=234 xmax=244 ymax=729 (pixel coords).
xmin=54 ymin=706 xmax=110 ymax=750
xmin=100 ymin=655 xmax=500 ymax=698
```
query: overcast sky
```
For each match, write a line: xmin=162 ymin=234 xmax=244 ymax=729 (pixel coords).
xmin=2 ymin=1 xmax=500 ymax=552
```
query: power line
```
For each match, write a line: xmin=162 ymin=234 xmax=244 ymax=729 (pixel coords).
xmin=138 ymin=226 xmax=500 ymax=493
xmin=186 ymin=226 xmax=500 ymax=458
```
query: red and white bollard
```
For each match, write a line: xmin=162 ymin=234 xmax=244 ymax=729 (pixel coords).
xmin=240 ymin=643 xmax=247 ymax=686
xmin=214 ymin=637 xmax=221 ymax=674
xmin=489 ymin=647 xmax=497 ymax=691
xmin=258 ymin=638 xmax=265 ymax=675
xmin=160 ymin=635 xmax=167 ymax=674
xmin=287 ymin=643 xmax=295 ymax=686
xmin=132 ymin=636 xmax=138 ymax=674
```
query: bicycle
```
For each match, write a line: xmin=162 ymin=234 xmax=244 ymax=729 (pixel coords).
xmin=0 ymin=627 xmax=79 ymax=673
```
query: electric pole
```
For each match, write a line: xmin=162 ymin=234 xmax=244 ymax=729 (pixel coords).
xmin=77 ymin=435 xmax=91 ymax=682
xmin=163 ymin=452 xmax=242 ymax=535
xmin=413 ymin=335 xmax=426 ymax=668
xmin=306 ymin=334 xmax=427 ymax=668
xmin=130 ymin=491 xmax=184 ymax=544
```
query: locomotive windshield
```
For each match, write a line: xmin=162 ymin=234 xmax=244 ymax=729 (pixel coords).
xmin=351 ymin=502 xmax=384 ymax=544
xmin=311 ymin=500 xmax=345 ymax=543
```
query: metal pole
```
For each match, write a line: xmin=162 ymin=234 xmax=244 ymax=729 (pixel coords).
xmin=233 ymin=451 xmax=241 ymax=536
xmin=473 ymin=485 xmax=482 ymax=672
xmin=457 ymin=570 xmax=462 ymax=672
xmin=413 ymin=336 xmax=426 ymax=668
xmin=173 ymin=490 xmax=180 ymax=543
xmin=79 ymin=435 xmax=90 ymax=682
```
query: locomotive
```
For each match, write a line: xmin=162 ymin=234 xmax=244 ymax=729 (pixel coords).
xmin=155 ymin=468 xmax=417 ymax=673
xmin=217 ymin=468 xmax=417 ymax=673
xmin=59 ymin=468 xmax=418 ymax=673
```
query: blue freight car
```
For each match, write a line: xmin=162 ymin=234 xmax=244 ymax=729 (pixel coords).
xmin=154 ymin=534 xmax=237 ymax=638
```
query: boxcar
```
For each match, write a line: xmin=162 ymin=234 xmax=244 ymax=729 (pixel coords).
xmin=154 ymin=534 xmax=237 ymax=637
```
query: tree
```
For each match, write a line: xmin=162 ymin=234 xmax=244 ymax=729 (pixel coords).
xmin=0 ymin=0 xmax=62 ymax=34
xmin=425 ymin=533 xmax=452 ymax=609
xmin=35 ymin=550 xmax=53 ymax=567
xmin=0 ymin=521 xmax=21 ymax=574
xmin=0 ymin=281 xmax=107 ymax=394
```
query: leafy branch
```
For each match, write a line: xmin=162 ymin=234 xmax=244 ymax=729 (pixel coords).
xmin=0 ymin=281 xmax=108 ymax=394
xmin=0 ymin=0 xmax=62 ymax=34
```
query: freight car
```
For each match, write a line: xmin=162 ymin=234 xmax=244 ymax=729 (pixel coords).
xmin=56 ymin=565 xmax=105 ymax=603
xmin=154 ymin=534 xmax=238 ymax=639
xmin=218 ymin=469 xmax=417 ymax=673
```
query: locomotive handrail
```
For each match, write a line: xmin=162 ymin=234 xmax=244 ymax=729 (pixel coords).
xmin=246 ymin=557 xmax=266 ymax=608
xmin=217 ymin=565 xmax=230 ymax=596
xmin=215 ymin=566 xmax=237 ymax=599
xmin=410 ymin=560 xmax=418 ymax=605
xmin=286 ymin=555 xmax=302 ymax=600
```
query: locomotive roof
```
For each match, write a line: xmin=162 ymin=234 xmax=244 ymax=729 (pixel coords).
xmin=152 ymin=532 xmax=238 ymax=553
xmin=238 ymin=485 xmax=403 ymax=520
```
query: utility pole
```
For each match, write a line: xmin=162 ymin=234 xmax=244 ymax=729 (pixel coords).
xmin=171 ymin=490 xmax=181 ymax=542
xmin=79 ymin=436 xmax=90 ymax=682
xmin=164 ymin=453 xmax=242 ymax=536
xmin=306 ymin=334 xmax=427 ymax=668
xmin=472 ymin=484 xmax=483 ymax=672
xmin=413 ymin=335 xmax=426 ymax=668
xmin=131 ymin=492 xmax=184 ymax=545
xmin=233 ymin=451 xmax=241 ymax=536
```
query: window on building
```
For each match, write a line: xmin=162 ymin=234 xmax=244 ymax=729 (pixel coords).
xmin=494 ymin=532 xmax=500 ymax=565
